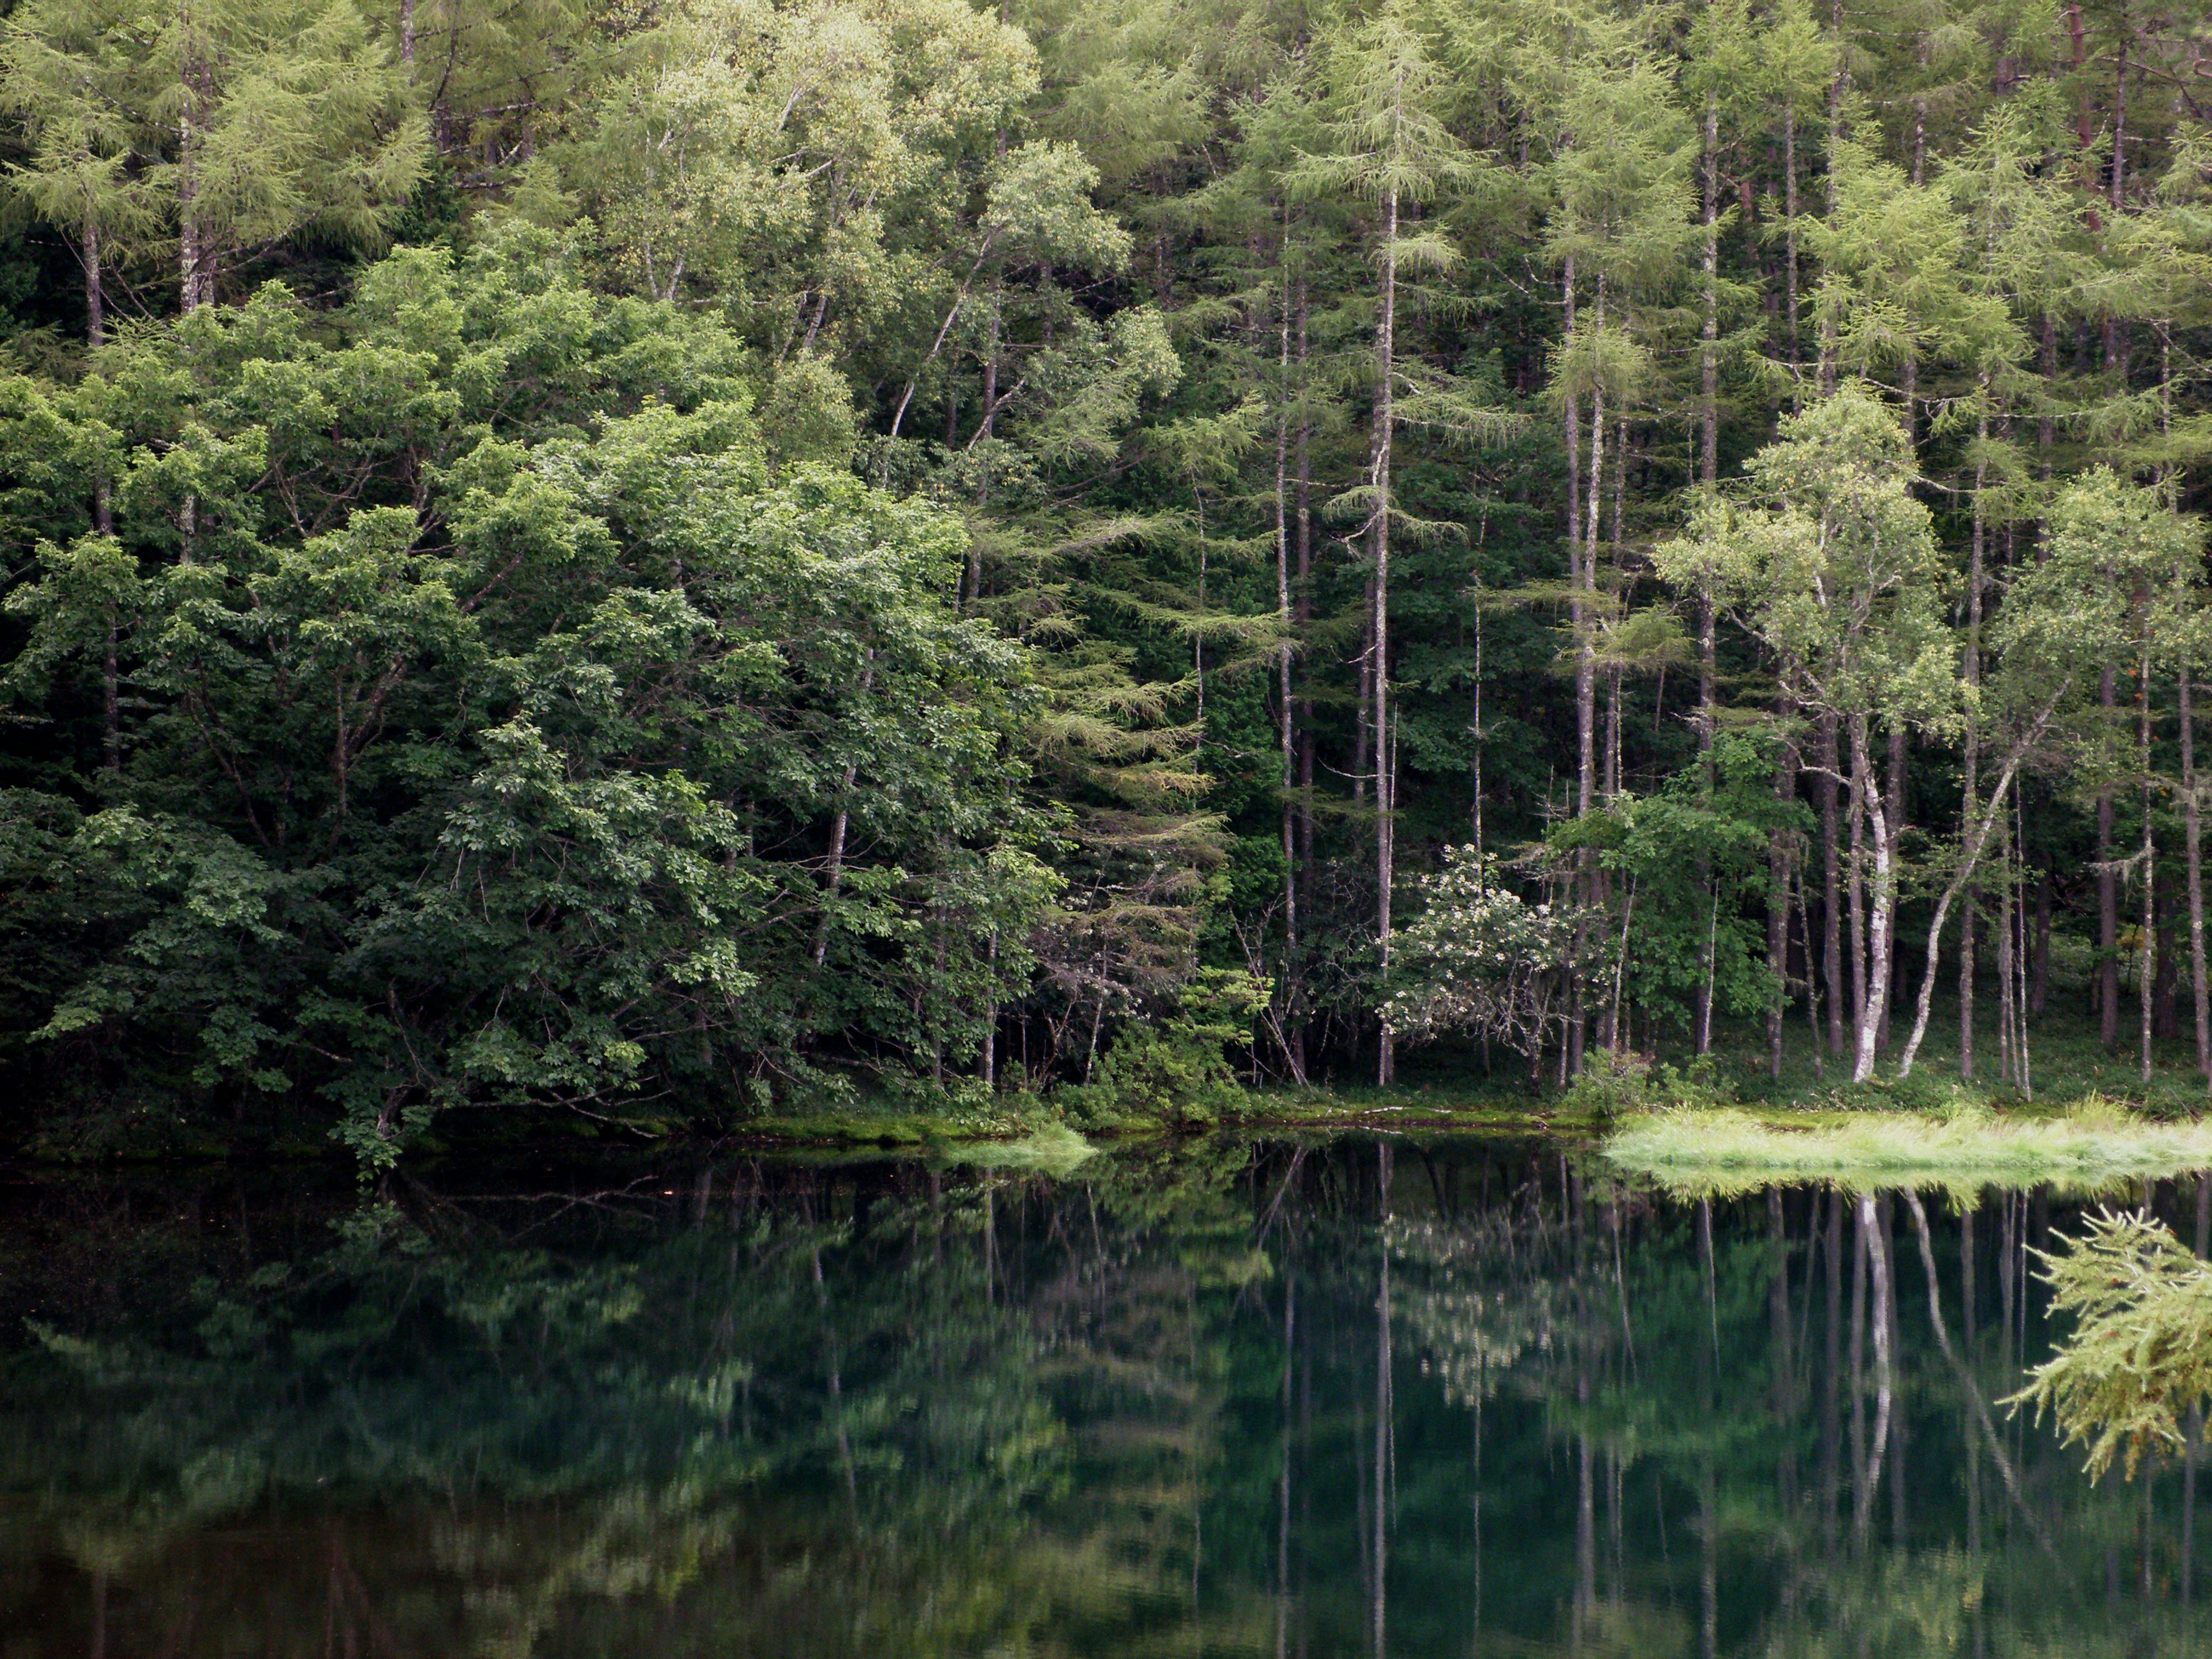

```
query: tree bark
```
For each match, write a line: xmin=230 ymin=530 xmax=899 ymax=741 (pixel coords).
xmin=1852 ymin=714 xmax=1896 ymax=1084
xmin=1372 ymin=180 xmax=1399 ymax=1087
xmin=2186 ymin=665 xmax=2209 ymax=1082
xmin=1821 ymin=715 xmax=1844 ymax=1055
xmin=1963 ymin=397 xmax=1991 ymax=1075
xmin=1770 ymin=680 xmax=1798 ymax=1077
xmin=1275 ymin=226 xmax=1300 ymax=1079
xmin=2142 ymin=634 xmax=2157 ymax=1084
xmin=2100 ymin=666 xmax=2120 ymax=1044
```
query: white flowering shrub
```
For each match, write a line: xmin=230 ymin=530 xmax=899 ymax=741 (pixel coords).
xmin=1382 ymin=847 xmax=1606 ymax=1061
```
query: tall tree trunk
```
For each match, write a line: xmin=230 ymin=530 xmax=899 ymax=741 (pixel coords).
xmin=2142 ymin=635 xmax=2157 ymax=1084
xmin=1372 ymin=183 xmax=1399 ymax=1088
xmin=2100 ymin=667 xmax=2120 ymax=1045
xmin=1296 ymin=279 xmax=1315 ymax=934
xmin=1849 ymin=740 xmax=1867 ymax=1041
xmin=1701 ymin=90 xmax=1719 ymax=487
xmin=179 ymin=0 xmax=204 ymax=312
xmin=2186 ymin=664 xmax=2209 ymax=1083
xmin=1694 ymin=123 xmax=1718 ymax=1062
xmin=1770 ymin=678 xmax=1798 ymax=1078
xmin=1881 ymin=726 xmax=1904 ymax=1052
xmin=1998 ymin=807 xmax=2017 ymax=1084
xmin=1822 ymin=715 xmax=1845 ymax=1055
xmin=1275 ymin=221 xmax=1299 ymax=1065
xmin=1784 ymin=100 xmax=1802 ymax=413
xmin=1960 ymin=399 xmax=1987 ymax=1076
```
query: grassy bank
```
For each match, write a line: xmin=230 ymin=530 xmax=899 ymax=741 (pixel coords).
xmin=1602 ymin=1100 xmax=2212 ymax=1196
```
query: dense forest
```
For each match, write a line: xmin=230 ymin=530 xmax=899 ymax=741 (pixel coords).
xmin=2 ymin=0 xmax=2211 ymax=1158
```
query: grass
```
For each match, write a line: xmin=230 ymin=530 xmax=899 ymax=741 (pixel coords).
xmin=1601 ymin=1097 xmax=2212 ymax=1198
xmin=931 ymin=1123 xmax=1101 ymax=1175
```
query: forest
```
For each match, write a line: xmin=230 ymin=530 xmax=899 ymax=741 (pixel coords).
xmin=2 ymin=0 xmax=2210 ymax=1161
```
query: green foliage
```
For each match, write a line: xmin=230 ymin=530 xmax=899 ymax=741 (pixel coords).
xmin=1058 ymin=965 xmax=1266 ymax=1127
xmin=0 ymin=234 xmax=1049 ymax=1160
xmin=2011 ymin=1207 xmax=2212 ymax=1480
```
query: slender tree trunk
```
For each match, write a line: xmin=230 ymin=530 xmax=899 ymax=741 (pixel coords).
xmin=1295 ymin=280 xmax=1315 ymax=941
xmin=1770 ymin=679 xmax=1798 ymax=1078
xmin=1694 ymin=130 xmax=1718 ymax=1059
xmin=1822 ymin=715 xmax=1845 ymax=1055
xmin=1785 ymin=100 xmax=1802 ymax=414
xmin=1853 ymin=715 xmax=1895 ymax=1084
xmin=1881 ymin=727 xmax=1904 ymax=1052
xmin=2100 ymin=667 xmax=2120 ymax=1045
xmin=1701 ymin=90 xmax=1719 ymax=487
xmin=1849 ymin=740 xmax=1868 ymax=1043
xmin=179 ymin=0 xmax=204 ymax=312
xmin=1275 ymin=230 xmax=1300 ymax=1077
xmin=1960 ymin=400 xmax=1987 ymax=1077
xmin=400 ymin=0 xmax=414 ymax=64
xmin=1577 ymin=276 xmax=1604 ymax=820
xmin=2142 ymin=635 xmax=2157 ymax=1084
xmin=2186 ymin=664 xmax=2209 ymax=1083
xmin=83 ymin=215 xmax=104 ymax=349
xmin=1372 ymin=184 xmax=1399 ymax=1088
xmin=1998 ymin=807 xmax=2017 ymax=1084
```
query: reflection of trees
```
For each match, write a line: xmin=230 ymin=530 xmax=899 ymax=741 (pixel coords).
xmin=0 ymin=1152 xmax=1281 ymax=1657
xmin=1383 ymin=1160 xmax=2212 ymax=1657
xmin=3 ymin=1150 xmax=2212 ymax=1656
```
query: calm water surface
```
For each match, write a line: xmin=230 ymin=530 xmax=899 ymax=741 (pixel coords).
xmin=1 ymin=1135 xmax=2206 ymax=1656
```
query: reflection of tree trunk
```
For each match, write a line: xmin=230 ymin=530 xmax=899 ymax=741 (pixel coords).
xmin=1698 ymin=1198 xmax=1718 ymax=1367
xmin=1821 ymin=1188 xmax=1842 ymax=1549
xmin=1849 ymin=1199 xmax=1867 ymax=1527
xmin=1902 ymin=1192 xmax=2059 ymax=1561
xmin=812 ymin=1248 xmax=858 ymax=1512
xmin=1770 ymin=1189 xmax=1796 ymax=1501
xmin=1883 ymin=1195 xmax=1904 ymax=1543
xmin=1373 ymin=1145 xmax=1391 ymax=1659
xmin=1854 ymin=1195 xmax=1892 ymax=1546
xmin=1699 ymin=1468 xmax=1717 ymax=1659
xmin=1277 ymin=1272 xmax=1294 ymax=1659
xmin=1576 ymin=1434 xmax=1596 ymax=1645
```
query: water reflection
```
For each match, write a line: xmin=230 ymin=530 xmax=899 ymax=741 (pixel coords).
xmin=0 ymin=1140 xmax=2207 ymax=1656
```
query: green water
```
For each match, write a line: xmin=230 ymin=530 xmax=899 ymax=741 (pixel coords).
xmin=0 ymin=1136 xmax=2205 ymax=1656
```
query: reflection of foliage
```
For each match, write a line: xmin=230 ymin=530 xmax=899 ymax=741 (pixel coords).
xmin=2 ymin=1149 xmax=2208 ymax=1657
xmin=2010 ymin=1208 xmax=2212 ymax=1480
xmin=1388 ymin=1213 xmax=1554 ymax=1403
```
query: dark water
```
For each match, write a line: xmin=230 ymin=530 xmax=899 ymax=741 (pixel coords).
xmin=1 ymin=1136 xmax=2207 ymax=1657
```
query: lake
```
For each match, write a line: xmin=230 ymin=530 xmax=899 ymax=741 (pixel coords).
xmin=0 ymin=1134 xmax=2203 ymax=1656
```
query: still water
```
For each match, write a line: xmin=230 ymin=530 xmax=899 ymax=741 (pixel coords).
xmin=0 ymin=1135 xmax=2205 ymax=1656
